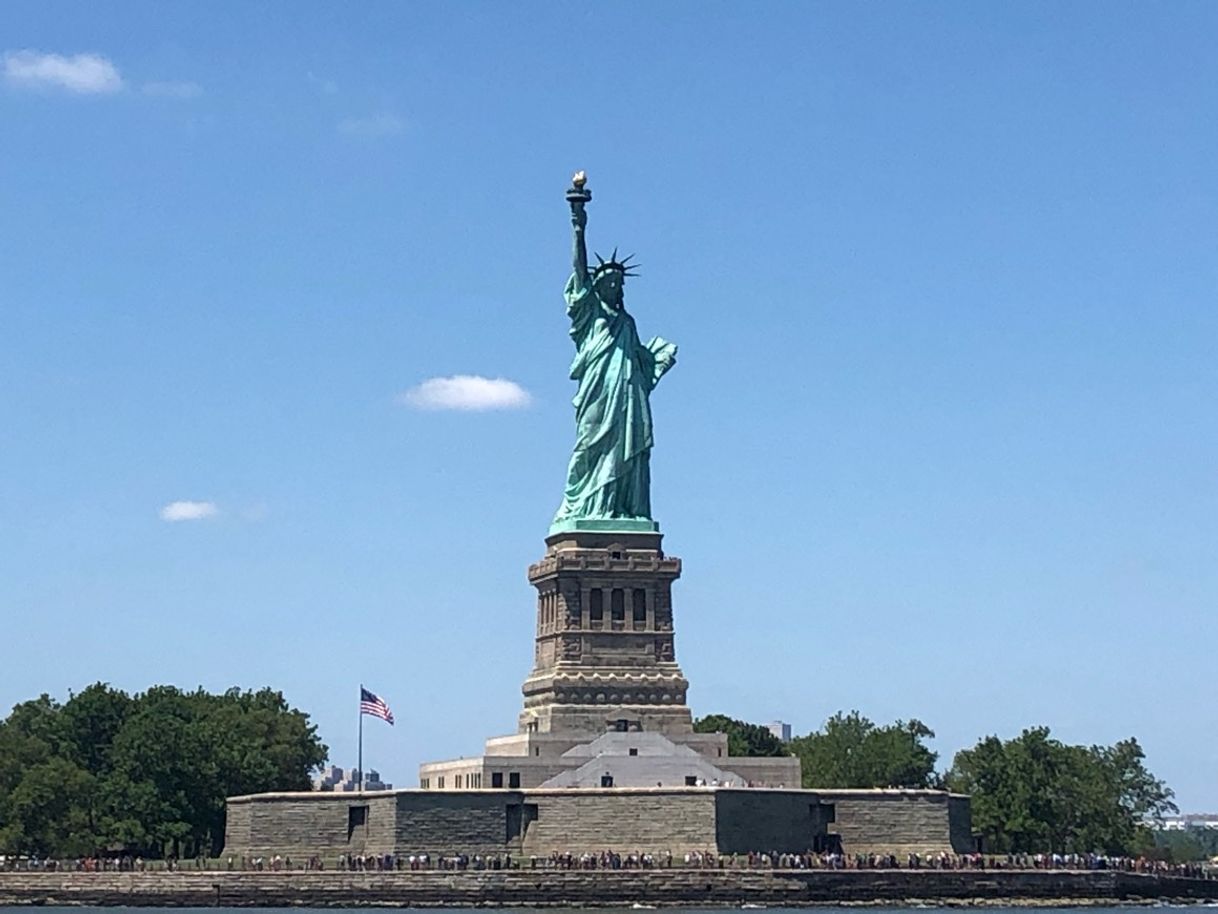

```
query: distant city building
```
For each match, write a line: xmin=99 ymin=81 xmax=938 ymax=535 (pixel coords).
xmin=313 ymin=765 xmax=392 ymax=792
xmin=766 ymin=720 xmax=792 ymax=743
xmin=1160 ymin=813 xmax=1218 ymax=830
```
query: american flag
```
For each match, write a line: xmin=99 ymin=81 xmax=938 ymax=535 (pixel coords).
xmin=360 ymin=687 xmax=394 ymax=725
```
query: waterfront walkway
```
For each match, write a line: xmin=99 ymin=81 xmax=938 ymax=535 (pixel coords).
xmin=0 ymin=866 xmax=1216 ymax=907
xmin=2 ymin=850 xmax=1210 ymax=879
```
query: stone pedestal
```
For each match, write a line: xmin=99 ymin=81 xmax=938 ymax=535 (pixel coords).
xmin=519 ymin=530 xmax=692 ymax=737
xmin=418 ymin=527 xmax=801 ymax=789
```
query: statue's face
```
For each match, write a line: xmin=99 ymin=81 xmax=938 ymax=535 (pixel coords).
xmin=598 ymin=271 xmax=624 ymax=309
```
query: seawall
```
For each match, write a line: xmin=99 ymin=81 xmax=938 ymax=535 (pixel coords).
xmin=0 ymin=869 xmax=1216 ymax=907
xmin=225 ymin=787 xmax=974 ymax=860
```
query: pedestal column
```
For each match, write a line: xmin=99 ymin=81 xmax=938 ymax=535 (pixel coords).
xmin=520 ymin=530 xmax=691 ymax=737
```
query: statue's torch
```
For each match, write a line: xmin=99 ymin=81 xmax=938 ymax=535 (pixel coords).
xmin=566 ymin=170 xmax=591 ymax=207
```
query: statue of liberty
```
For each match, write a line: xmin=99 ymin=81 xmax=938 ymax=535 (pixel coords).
xmin=551 ymin=172 xmax=678 ymax=534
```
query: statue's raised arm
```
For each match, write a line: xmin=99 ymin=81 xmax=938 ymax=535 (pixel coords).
xmin=566 ymin=171 xmax=591 ymax=291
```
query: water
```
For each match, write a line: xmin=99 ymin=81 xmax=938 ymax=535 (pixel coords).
xmin=3 ymin=909 xmax=1217 ymax=914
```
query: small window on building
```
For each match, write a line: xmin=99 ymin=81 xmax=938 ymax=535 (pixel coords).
xmin=491 ymin=772 xmax=503 ymax=788
xmin=611 ymin=550 xmax=622 ymax=560
xmin=632 ymin=589 xmax=646 ymax=623
xmin=508 ymin=772 xmax=521 ymax=788
xmin=629 ymin=747 xmax=638 ymax=757
xmin=347 ymin=805 xmax=368 ymax=840
xmin=613 ymin=718 xmax=629 ymax=732
xmin=437 ymin=775 xmax=445 ymax=789
xmin=611 ymin=588 xmax=625 ymax=621
xmin=685 ymin=775 xmax=698 ymax=786
xmin=590 ymin=589 xmax=603 ymax=623
xmin=534 ymin=746 xmax=540 ymax=756
xmin=601 ymin=773 xmax=614 ymax=787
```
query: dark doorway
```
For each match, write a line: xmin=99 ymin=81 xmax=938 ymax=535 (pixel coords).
xmin=813 ymin=833 xmax=843 ymax=854
xmin=347 ymin=805 xmax=368 ymax=841
xmin=505 ymin=803 xmax=538 ymax=841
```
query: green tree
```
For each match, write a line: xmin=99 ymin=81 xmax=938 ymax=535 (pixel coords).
xmin=692 ymin=714 xmax=790 ymax=757
xmin=945 ymin=727 xmax=1176 ymax=855
xmin=790 ymin=711 xmax=938 ymax=789
xmin=3 ymin=758 xmax=99 ymax=857
xmin=1 ymin=695 xmax=68 ymax=760
xmin=1149 ymin=829 xmax=1210 ymax=863
xmin=60 ymin=683 xmax=132 ymax=777
xmin=0 ymin=695 xmax=65 ymax=852
xmin=0 ymin=684 xmax=327 ymax=859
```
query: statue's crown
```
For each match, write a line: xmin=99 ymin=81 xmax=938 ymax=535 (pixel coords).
xmin=592 ymin=248 xmax=640 ymax=279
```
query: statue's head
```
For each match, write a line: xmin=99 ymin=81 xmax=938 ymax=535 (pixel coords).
xmin=592 ymin=250 xmax=638 ymax=311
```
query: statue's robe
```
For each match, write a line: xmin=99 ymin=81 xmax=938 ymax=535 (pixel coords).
xmin=553 ymin=271 xmax=677 ymax=524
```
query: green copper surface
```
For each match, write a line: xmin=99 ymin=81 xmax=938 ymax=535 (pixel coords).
xmin=549 ymin=517 xmax=661 ymax=534
xmin=550 ymin=176 xmax=677 ymax=535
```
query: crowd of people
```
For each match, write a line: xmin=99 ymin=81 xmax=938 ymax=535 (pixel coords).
xmin=0 ymin=849 xmax=1212 ymax=880
xmin=0 ymin=855 xmax=166 ymax=872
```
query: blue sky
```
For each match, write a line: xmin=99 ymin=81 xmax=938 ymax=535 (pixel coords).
xmin=1 ymin=2 xmax=1215 ymax=808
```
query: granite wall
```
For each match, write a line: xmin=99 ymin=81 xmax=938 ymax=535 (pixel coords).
xmin=226 ymin=791 xmax=402 ymax=859
xmin=714 ymin=790 xmax=825 ymax=853
xmin=814 ymin=789 xmax=973 ymax=855
xmin=3 ymin=869 xmax=1216 ymax=907
xmin=394 ymin=792 xmax=511 ymax=855
xmin=224 ymin=787 xmax=969 ymax=859
xmin=523 ymin=790 xmax=716 ymax=854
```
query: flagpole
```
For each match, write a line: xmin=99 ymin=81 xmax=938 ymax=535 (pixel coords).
xmin=357 ymin=684 xmax=364 ymax=793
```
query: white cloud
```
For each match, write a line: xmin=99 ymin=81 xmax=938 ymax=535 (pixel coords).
xmin=160 ymin=500 xmax=219 ymax=522
xmin=142 ymin=80 xmax=202 ymax=99
xmin=3 ymin=50 xmax=123 ymax=94
xmin=399 ymin=375 xmax=532 ymax=412
xmin=338 ymin=113 xmax=405 ymax=138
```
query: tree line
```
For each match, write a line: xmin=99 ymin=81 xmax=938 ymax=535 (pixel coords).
xmin=0 ymin=684 xmax=326 ymax=859
xmin=694 ymin=711 xmax=1181 ymax=858
xmin=0 ymin=687 xmax=1185 ymax=861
